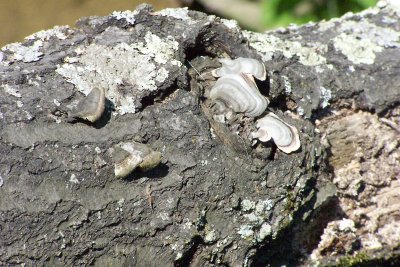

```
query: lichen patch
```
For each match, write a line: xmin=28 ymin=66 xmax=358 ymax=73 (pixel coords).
xmin=333 ymin=34 xmax=382 ymax=65
xmin=25 ymin=25 xmax=72 ymax=41
xmin=238 ymin=225 xmax=254 ymax=239
xmin=2 ymin=40 xmax=44 ymax=63
xmin=56 ymin=32 xmax=180 ymax=115
xmin=333 ymin=20 xmax=400 ymax=64
xmin=317 ymin=18 xmax=339 ymax=32
xmin=282 ymin=75 xmax=292 ymax=94
xmin=243 ymin=31 xmax=328 ymax=66
xmin=134 ymin=32 xmax=181 ymax=65
xmin=2 ymin=84 xmax=22 ymax=98
xmin=257 ymin=222 xmax=272 ymax=241
xmin=155 ymin=7 xmax=191 ymax=21
xmin=1 ymin=25 xmax=71 ymax=64
xmin=320 ymin=86 xmax=332 ymax=108
xmin=386 ymin=0 xmax=400 ymax=16
xmin=111 ymin=10 xmax=138 ymax=25
xmin=220 ymin=18 xmax=239 ymax=30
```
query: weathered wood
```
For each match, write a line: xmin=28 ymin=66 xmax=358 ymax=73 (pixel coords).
xmin=0 ymin=2 xmax=399 ymax=266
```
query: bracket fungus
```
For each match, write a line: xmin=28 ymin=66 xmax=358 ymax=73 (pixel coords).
xmin=69 ymin=87 xmax=106 ymax=123
xmin=113 ymin=142 xmax=162 ymax=179
xmin=209 ymin=73 xmax=269 ymax=117
xmin=252 ymin=113 xmax=301 ymax=154
xmin=203 ymin=57 xmax=301 ymax=154
xmin=212 ymin=57 xmax=266 ymax=81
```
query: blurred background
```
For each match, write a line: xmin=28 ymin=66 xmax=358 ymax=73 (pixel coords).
xmin=0 ymin=0 xmax=377 ymax=47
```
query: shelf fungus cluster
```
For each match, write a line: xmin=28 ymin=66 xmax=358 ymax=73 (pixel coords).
xmin=113 ymin=142 xmax=162 ymax=179
xmin=210 ymin=58 xmax=268 ymax=118
xmin=208 ymin=57 xmax=301 ymax=154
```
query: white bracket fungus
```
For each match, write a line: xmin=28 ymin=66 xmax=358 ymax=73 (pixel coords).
xmin=212 ymin=57 xmax=266 ymax=81
xmin=68 ymin=87 xmax=106 ymax=123
xmin=113 ymin=142 xmax=162 ymax=179
xmin=252 ymin=113 xmax=300 ymax=154
xmin=207 ymin=57 xmax=301 ymax=154
xmin=209 ymin=73 xmax=269 ymax=117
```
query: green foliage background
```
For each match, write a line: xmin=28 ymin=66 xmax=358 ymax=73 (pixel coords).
xmin=261 ymin=0 xmax=377 ymax=28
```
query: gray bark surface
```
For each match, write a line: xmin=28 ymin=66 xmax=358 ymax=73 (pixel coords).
xmin=0 ymin=2 xmax=399 ymax=266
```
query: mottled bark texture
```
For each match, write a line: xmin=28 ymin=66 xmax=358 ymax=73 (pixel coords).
xmin=0 ymin=2 xmax=399 ymax=266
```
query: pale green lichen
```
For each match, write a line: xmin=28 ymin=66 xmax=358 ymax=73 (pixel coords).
xmin=204 ymin=228 xmax=217 ymax=243
xmin=238 ymin=225 xmax=254 ymax=239
xmin=56 ymin=31 xmax=180 ymax=115
xmin=138 ymin=32 xmax=181 ymax=65
xmin=2 ymin=40 xmax=43 ymax=63
xmin=243 ymin=213 xmax=262 ymax=223
xmin=69 ymin=173 xmax=79 ymax=184
xmin=255 ymin=199 xmax=274 ymax=213
xmin=1 ymin=25 xmax=71 ymax=63
xmin=242 ymin=199 xmax=274 ymax=224
xmin=171 ymin=242 xmax=185 ymax=260
xmin=220 ymin=18 xmax=239 ymax=30
xmin=317 ymin=18 xmax=339 ymax=32
xmin=385 ymin=0 xmax=400 ymax=16
xmin=111 ymin=10 xmax=138 ymax=25
xmin=334 ymin=34 xmax=381 ymax=65
xmin=320 ymin=86 xmax=332 ymax=108
xmin=25 ymin=25 xmax=71 ymax=41
xmin=116 ymin=198 xmax=125 ymax=212
xmin=158 ymin=212 xmax=171 ymax=221
xmin=239 ymin=199 xmax=274 ymax=242
xmin=257 ymin=222 xmax=272 ymax=242
xmin=243 ymin=31 xmax=328 ymax=66
xmin=16 ymin=100 xmax=23 ymax=108
xmin=338 ymin=218 xmax=356 ymax=232
xmin=155 ymin=7 xmax=191 ymax=21
xmin=339 ymin=21 xmax=399 ymax=48
xmin=241 ymin=199 xmax=255 ymax=211
xmin=3 ymin=84 xmax=22 ymax=98
xmin=333 ymin=20 xmax=400 ymax=64
xmin=237 ymin=222 xmax=272 ymax=243
xmin=282 ymin=75 xmax=292 ymax=94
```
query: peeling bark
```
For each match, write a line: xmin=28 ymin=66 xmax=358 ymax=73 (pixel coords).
xmin=0 ymin=2 xmax=399 ymax=266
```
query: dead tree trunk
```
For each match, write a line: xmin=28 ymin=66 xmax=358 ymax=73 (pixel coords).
xmin=0 ymin=2 xmax=399 ymax=266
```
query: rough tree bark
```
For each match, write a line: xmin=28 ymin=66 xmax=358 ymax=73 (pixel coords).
xmin=0 ymin=1 xmax=399 ymax=266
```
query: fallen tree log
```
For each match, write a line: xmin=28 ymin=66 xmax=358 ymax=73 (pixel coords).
xmin=0 ymin=2 xmax=399 ymax=266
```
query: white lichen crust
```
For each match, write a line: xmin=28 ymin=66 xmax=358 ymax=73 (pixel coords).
xmin=25 ymin=25 xmax=72 ymax=41
xmin=154 ymin=7 xmax=192 ymax=21
xmin=243 ymin=31 xmax=328 ymax=66
xmin=111 ymin=10 xmax=138 ymax=25
xmin=1 ymin=25 xmax=72 ymax=64
xmin=2 ymin=40 xmax=44 ymax=63
xmin=56 ymin=31 xmax=181 ymax=115
xmin=333 ymin=20 xmax=400 ymax=65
